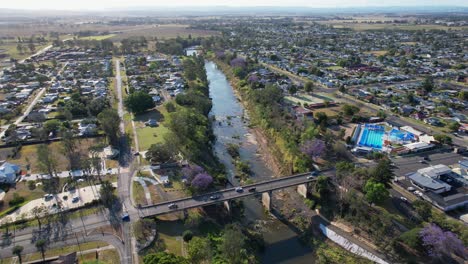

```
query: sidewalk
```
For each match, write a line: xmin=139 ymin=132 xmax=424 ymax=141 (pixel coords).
xmin=23 ymin=168 xmax=119 ymax=181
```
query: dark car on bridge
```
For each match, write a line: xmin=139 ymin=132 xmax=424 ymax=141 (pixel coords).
xmin=248 ymin=187 xmax=256 ymax=192
xmin=210 ymin=194 xmax=220 ymax=200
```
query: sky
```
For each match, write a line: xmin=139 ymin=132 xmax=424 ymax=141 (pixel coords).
xmin=1 ymin=0 xmax=467 ymax=10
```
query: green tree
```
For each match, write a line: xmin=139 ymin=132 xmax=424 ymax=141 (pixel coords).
xmin=370 ymin=159 xmax=394 ymax=186
xmin=99 ymin=181 xmax=118 ymax=210
xmin=188 ymin=237 xmax=212 ymax=264
xmin=146 ymin=142 xmax=175 ymax=164
xmin=12 ymin=245 xmax=23 ymax=264
xmin=220 ymin=225 xmax=246 ymax=264
xmin=421 ymin=77 xmax=434 ymax=93
xmin=304 ymin=81 xmax=314 ymax=93
xmin=413 ymin=200 xmax=432 ymax=221
xmin=399 ymin=228 xmax=423 ymax=250
xmin=35 ymin=239 xmax=47 ymax=262
xmin=97 ymin=108 xmax=121 ymax=146
xmin=124 ymin=91 xmax=154 ymax=114
xmin=182 ymin=230 xmax=193 ymax=242
xmin=37 ymin=144 xmax=59 ymax=194
xmin=447 ymin=121 xmax=460 ymax=132
xmin=434 ymin=134 xmax=452 ymax=145
xmin=43 ymin=119 xmax=61 ymax=134
xmin=143 ymin=252 xmax=188 ymax=264
xmin=342 ymin=104 xmax=360 ymax=116
xmin=363 ymin=180 xmax=389 ymax=204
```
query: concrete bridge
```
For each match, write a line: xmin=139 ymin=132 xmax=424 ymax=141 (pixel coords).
xmin=138 ymin=170 xmax=333 ymax=217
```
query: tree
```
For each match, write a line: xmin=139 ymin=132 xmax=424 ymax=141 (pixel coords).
xmin=35 ymin=239 xmax=47 ymax=262
xmin=60 ymin=128 xmax=81 ymax=170
xmin=99 ymin=181 xmax=118 ymax=210
xmin=97 ymin=108 xmax=121 ymax=146
xmin=421 ymin=77 xmax=434 ymax=93
xmin=124 ymin=91 xmax=154 ymax=114
xmin=220 ymin=225 xmax=246 ymax=264
xmin=16 ymin=44 xmax=23 ymax=54
xmin=304 ymin=81 xmax=314 ymax=93
xmin=314 ymin=112 xmax=328 ymax=124
xmin=288 ymin=85 xmax=297 ymax=95
xmin=28 ymin=42 xmax=35 ymax=53
xmin=12 ymin=245 xmax=23 ymax=264
xmin=37 ymin=144 xmax=59 ymax=193
xmin=413 ymin=200 xmax=432 ymax=221
xmin=315 ymin=175 xmax=330 ymax=196
xmin=370 ymin=159 xmax=394 ymax=186
xmin=31 ymin=206 xmax=46 ymax=230
xmin=191 ymin=173 xmax=213 ymax=191
xmin=434 ymin=134 xmax=452 ymax=145
xmin=363 ymin=180 xmax=389 ymax=204
xmin=419 ymin=223 xmax=467 ymax=259
xmin=143 ymin=252 xmax=189 ymax=264
xmin=342 ymin=104 xmax=360 ymax=116
xmin=182 ymin=230 xmax=193 ymax=242
xmin=146 ymin=142 xmax=175 ymax=164
xmin=43 ymin=119 xmax=61 ymax=134
xmin=182 ymin=164 xmax=205 ymax=183
xmin=300 ymin=139 xmax=325 ymax=161
xmin=447 ymin=121 xmax=460 ymax=132
xmin=399 ymin=228 xmax=423 ymax=250
xmin=188 ymin=237 xmax=212 ymax=264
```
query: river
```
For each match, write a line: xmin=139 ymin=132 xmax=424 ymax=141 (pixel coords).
xmin=205 ymin=60 xmax=315 ymax=264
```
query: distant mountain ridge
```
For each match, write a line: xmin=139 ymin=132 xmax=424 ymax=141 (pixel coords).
xmin=0 ymin=5 xmax=467 ymax=17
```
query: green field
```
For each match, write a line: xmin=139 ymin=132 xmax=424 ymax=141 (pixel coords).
xmin=135 ymin=107 xmax=170 ymax=151
xmin=78 ymin=34 xmax=116 ymax=41
xmin=285 ymin=93 xmax=331 ymax=106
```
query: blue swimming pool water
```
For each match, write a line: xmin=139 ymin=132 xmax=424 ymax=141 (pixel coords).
xmin=358 ymin=125 xmax=385 ymax=149
xmin=389 ymin=128 xmax=414 ymax=142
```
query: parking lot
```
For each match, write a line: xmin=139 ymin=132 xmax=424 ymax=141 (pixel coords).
xmin=392 ymin=150 xmax=466 ymax=177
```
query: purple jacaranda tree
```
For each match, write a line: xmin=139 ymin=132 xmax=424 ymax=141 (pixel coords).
xmin=182 ymin=164 xmax=205 ymax=182
xmin=300 ymin=139 xmax=326 ymax=160
xmin=191 ymin=173 xmax=213 ymax=190
xmin=419 ymin=223 xmax=467 ymax=259
xmin=215 ymin=51 xmax=225 ymax=60
xmin=230 ymin=58 xmax=246 ymax=69
xmin=247 ymin=74 xmax=259 ymax=83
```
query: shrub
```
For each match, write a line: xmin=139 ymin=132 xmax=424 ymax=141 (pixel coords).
xmin=9 ymin=193 xmax=25 ymax=207
xmin=182 ymin=230 xmax=193 ymax=242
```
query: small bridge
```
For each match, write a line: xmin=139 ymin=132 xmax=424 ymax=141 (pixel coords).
xmin=138 ymin=170 xmax=333 ymax=217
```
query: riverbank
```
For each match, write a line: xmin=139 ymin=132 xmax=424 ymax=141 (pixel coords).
xmin=210 ymin=58 xmax=287 ymax=176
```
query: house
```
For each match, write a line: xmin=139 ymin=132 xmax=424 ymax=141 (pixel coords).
xmin=0 ymin=162 xmax=21 ymax=184
xmin=78 ymin=123 xmax=97 ymax=136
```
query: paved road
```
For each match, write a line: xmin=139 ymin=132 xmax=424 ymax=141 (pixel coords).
xmin=140 ymin=170 xmax=334 ymax=217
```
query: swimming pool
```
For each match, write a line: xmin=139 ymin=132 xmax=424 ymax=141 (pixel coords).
xmin=358 ymin=125 xmax=385 ymax=149
xmin=389 ymin=128 xmax=415 ymax=142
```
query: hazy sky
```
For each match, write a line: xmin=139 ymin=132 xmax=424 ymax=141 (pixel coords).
xmin=2 ymin=0 xmax=467 ymax=10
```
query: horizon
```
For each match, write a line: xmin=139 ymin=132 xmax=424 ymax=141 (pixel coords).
xmin=1 ymin=0 xmax=468 ymax=11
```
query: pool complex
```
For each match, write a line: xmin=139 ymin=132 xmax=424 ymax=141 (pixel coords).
xmin=358 ymin=124 xmax=385 ymax=149
xmin=388 ymin=128 xmax=415 ymax=142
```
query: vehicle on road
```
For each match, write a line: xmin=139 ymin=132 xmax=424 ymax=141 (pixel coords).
xmin=248 ymin=187 xmax=256 ymax=192
xmin=311 ymin=171 xmax=319 ymax=176
xmin=168 ymin=203 xmax=178 ymax=209
xmin=210 ymin=194 xmax=220 ymax=200
xmin=121 ymin=213 xmax=130 ymax=221
xmin=235 ymin=187 xmax=244 ymax=193
xmin=414 ymin=190 xmax=423 ymax=197
xmin=407 ymin=187 xmax=416 ymax=192
xmin=400 ymin=197 xmax=408 ymax=202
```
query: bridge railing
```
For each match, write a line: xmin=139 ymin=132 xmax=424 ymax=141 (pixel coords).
xmin=139 ymin=171 xmax=328 ymax=209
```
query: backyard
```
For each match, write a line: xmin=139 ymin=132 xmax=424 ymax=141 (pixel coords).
xmin=135 ymin=106 xmax=170 ymax=151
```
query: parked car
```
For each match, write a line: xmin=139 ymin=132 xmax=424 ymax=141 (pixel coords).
xmin=72 ymin=196 xmax=80 ymax=203
xmin=44 ymin=194 xmax=53 ymax=200
xmin=168 ymin=203 xmax=178 ymax=209
xmin=400 ymin=197 xmax=408 ymax=202
xmin=235 ymin=187 xmax=243 ymax=193
xmin=407 ymin=187 xmax=416 ymax=192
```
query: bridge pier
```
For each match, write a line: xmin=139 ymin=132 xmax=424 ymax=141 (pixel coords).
xmin=262 ymin=191 xmax=272 ymax=212
xmin=223 ymin=200 xmax=231 ymax=214
xmin=297 ymin=183 xmax=309 ymax=198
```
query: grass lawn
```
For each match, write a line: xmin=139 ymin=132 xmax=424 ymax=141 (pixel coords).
xmin=0 ymin=181 xmax=46 ymax=215
xmin=135 ymin=107 xmax=170 ymax=151
xmin=78 ymin=34 xmax=116 ymax=41
xmin=156 ymin=220 xmax=185 ymax=256
xmin=8 ymin=138 xmax=106 ymax=173
xmin=80 ymin=249 xmax=120 ymax=264
xmin=133 ymin=181 xmax=147 ymax=206
xmin=20 ymin=241 xmax=109 ymax=262
xmin=0 ymin=43 xmax=50 ymax=61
